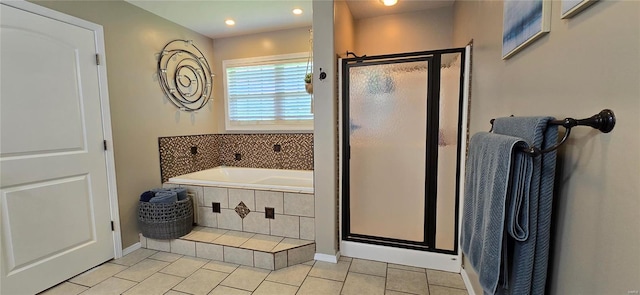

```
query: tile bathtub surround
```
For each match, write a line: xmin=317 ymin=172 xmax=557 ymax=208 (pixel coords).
xmin=187 ymin=186 xmax=315 ymax=240
xmin=141 ymin=228 xmax=316 ymax=271
xmin=43 ymin=249 xmax=469 ymax=295
xmin=158 ymin=133 xmax=313 ymax=182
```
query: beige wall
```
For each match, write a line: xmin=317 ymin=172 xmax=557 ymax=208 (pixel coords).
xmin=452 ymin=1 xmax=640 ymax=294
xmin=312 ymin=0 xmax=338 ymax=257
xmin=211 ymin=27 xmax=311 ymax=133
xmin=335 ymin=1 xmax=355 ymax=57
xmin=333 ymin=0 xmax=355 ymax=252
xmin=354 ymin=6 xmax=453 ymax=56
xmin=31 ymin=0 xmax=217 ymax=249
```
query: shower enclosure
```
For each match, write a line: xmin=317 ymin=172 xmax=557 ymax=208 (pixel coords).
xmin=340 ymin=48 xmax=468 ymax=269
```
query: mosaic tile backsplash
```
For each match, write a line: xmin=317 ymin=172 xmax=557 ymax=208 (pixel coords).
xmin=159 ymin=133 xmax=313 ymax=182
xmin=159 ymin=134 xmax=221 ymax=183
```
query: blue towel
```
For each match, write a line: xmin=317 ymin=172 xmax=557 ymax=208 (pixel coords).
xmin=149 ymin=191 xmax=178 ymax=203
xmin=139 ymin=191 xmax=155 ymax=202
xmin=492 ymin=117 xmax=558 ymax=295
xmin=461 ymin=132 xmax=533 ymax=295
xmin=169 ymin=187 xmax=188 ymax=200
xmin=150 ymin=187 xmax=187 ymax=200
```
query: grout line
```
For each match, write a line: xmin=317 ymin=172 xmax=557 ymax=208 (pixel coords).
xmin=384 ymin=262 xmax=389 ymax=292
xmin=387 ymin=265 xmax=428 ymax=274
xmin=429 ymin=282 xmax=469 ymax=291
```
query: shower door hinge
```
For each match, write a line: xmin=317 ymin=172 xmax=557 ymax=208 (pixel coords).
xmin=110 ymin=221 xmax=114 ymax=231
xmin=103 ymin=140 xmax=108 ymax=151
xmin=95 ymin=54 xmax=101 ymax=65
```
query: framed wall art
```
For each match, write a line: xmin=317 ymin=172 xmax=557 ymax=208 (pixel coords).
xmin=561 ymin=0 xmax=598 ymax=19
xmin=502 ymin=0 xmax=551 ymax=59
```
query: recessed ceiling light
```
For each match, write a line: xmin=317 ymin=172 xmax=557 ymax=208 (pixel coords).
xmin=225 ymin=19 xmax=235 ymax=26
xmin=381 ymin=0 xmax=398 ymax=6
xmin=292 ymin=8 xmax=303 ymax=15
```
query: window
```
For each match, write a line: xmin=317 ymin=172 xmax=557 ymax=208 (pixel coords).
xmin=223 ymin=53 xmax=313 ymax=131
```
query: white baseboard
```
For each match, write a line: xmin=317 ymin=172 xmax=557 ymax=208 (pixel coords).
xmin=122 ymin=242 xmax=141 ymax=256
xmin=341 ymin=241 xmax=460 ymax=273
xmin=460 ymin=267 xmax=477 ymax=295
xmin=314 ymin=252 xmax=340 ymax=263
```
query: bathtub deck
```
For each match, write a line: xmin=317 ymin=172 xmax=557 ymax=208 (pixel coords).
xmin=141 ymin=227 xmax=315 ymax=271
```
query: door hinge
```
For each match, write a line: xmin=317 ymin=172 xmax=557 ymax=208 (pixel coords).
xmin=110 ymin=221 xmax=114 ymax=231
xmin=103 ymin=140 xmax=108 ymax=151
xmin=95 ymin=54 xmax=100 ymax=65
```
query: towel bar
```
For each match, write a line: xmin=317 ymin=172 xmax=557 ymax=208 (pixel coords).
xmin=489 ymin=109 xmax=616 ymax=156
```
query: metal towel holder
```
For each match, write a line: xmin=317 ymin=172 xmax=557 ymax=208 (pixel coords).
xmin=489 ymin=109 xmax=616 ymax=156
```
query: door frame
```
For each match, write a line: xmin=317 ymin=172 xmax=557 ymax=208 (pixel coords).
xmin=340 ymin=48 xmax=466 ymax=253
xmin=2 ymin=0 xmax=123 ymax=259
xmin=337 ymin=46 xmax=470 ymax=272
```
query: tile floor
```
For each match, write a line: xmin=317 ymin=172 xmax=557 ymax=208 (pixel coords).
xmin=40 ymin=248 xmax=469 ymax=295
xmin=147 ymin=227 xmax=315 ymax=270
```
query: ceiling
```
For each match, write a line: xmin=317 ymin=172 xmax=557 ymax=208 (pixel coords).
xmin=346 ymin=0 xmax=454 ymax=20
xmin=126 ymin=0 xmax=454 ymax=40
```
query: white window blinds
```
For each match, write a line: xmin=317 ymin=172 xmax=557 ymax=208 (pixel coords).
xmin=223 ymin=53 xmax=313 ymax=131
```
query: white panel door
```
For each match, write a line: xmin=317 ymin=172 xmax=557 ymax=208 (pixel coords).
xmin=0 ymin=4 xmax=115 ymax=294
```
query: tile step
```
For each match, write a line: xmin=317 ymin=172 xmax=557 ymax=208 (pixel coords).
xmin=141 ymin=227 xmax=315 ymax=270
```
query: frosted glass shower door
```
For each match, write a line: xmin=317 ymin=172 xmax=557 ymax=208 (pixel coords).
xmin=347 ymin=61 xmax=429 ymax=242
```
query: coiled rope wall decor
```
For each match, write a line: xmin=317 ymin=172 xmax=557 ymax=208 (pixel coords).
xmin=157 ymin=39 xmax=213 ymax=112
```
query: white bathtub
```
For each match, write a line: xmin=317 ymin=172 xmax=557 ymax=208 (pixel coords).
xmin=167 ymin=166 xmax=314 ymax=193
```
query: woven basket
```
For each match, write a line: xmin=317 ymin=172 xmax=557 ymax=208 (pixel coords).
xmin=138 ymin=196 xmax=193 ymax=239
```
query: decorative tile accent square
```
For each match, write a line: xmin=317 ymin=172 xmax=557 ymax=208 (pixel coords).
xmin=235 ymin=201 xmax=251 ymax=219
xmin=229 ymin=189 xmax=255 ymax=211
xmin=212 ymin=202 xmax=221 ymax=213
xmin=265 ymin=207 xmax=275 ymax=219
